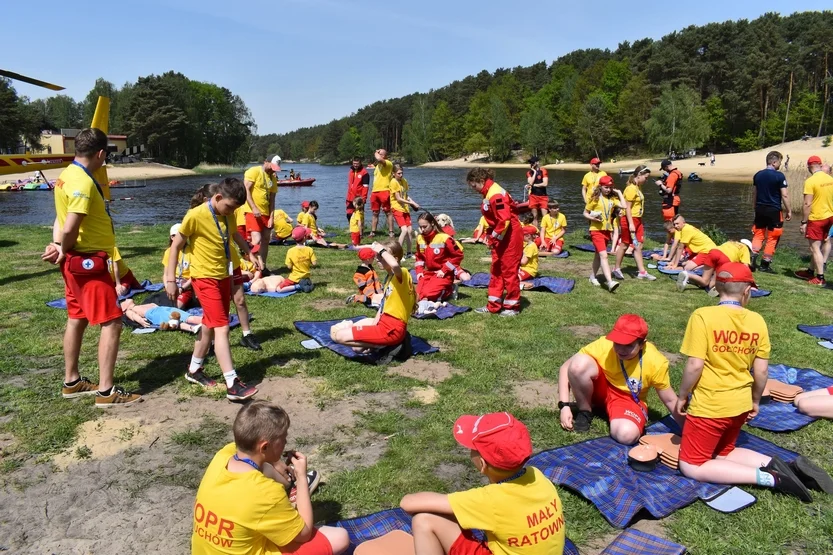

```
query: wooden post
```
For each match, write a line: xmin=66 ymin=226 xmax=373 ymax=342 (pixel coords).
xmin=782 ymin=71 xmax=794 ymax=144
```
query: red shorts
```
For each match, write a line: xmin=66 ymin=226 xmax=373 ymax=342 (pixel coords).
xmin=393 ymin=211 xmax=411 ymax=227
xmin=177 ymin=288 xmax=194 ymax=307
xmin=417 ymin=274 xmax=453 ymax=302
xmin=690 ymin=251 xmax=712 ymax=267
xmin=543 ymin=237 xmax=564 ymax=252
xmin=192 ymin=277 xmax=231 ymax=328
xmin=806 ymin=216 xmax=833 ymax=241
xmin=590 ymin=230 xmax=612 ymax=253
xmin=232 ymin=268 xmax=245 ymax=287
xmin=351 ymin=232 xmax=361 ymax=246
xmin=528 ymin=194 xmax=548 ymax=210
xmin=702 ymin=249 xmax=731 ymax=269
xmin=679 ymin=412 xmax=749 ymax=466
xmin=119 ymin=269 xmax=142 ymax=291
xmin=449 ymin=530 xmax=492 ymax=555
xmin=245 ymin=212 xmax=271 ymax=233
xmin=350 ymin=313 xmax=407 ymax=346
xmin=370 ymin=191 xmax=391 ymax=213
xmin=662 ymin=207 xmax=675 ymax=221
xmin=827 ymin=386 xmax=833 ymax=395
xmin=591 ymin=371 xmax=647 ymax=434
xmin=237 ymin=225 xmax=250 ymax=244
xmin=61 ymin=256 xmax=122 ymax=325
xmin=620 ymin=217 xmax=644 ymax=245
xmin=280 ymin=529 xmax=334 ymax=555
xmin=519 ymin=269 xmax=534 ymax=281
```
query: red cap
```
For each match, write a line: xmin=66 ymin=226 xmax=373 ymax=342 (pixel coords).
xmin=357 ymin=248 xmax=375 ymax=262
xmin=590 ymin=157 xmax=601 ymax=165
xmin=522 ymin=225 xmax=538 ymax=235
xmin=291 ymin=226 xmax=308 ymax=242
xmin=301 ymin=201 xmax=310 ymax=209
xmin=808 ymin=155 xmax=823 ymax=166
xmin=606 ymin=314 xmax=649 ymax=345
xmin=599 ymin=175 xmax=614 ymax=187
xmin=715 ymin=262 xmax=757 ymax=288
xmin=453 ymin=412 xmax=532 ymax=470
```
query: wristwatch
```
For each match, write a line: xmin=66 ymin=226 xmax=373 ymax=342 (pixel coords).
xmin=557 ymin=401 xmax=574 ymax=410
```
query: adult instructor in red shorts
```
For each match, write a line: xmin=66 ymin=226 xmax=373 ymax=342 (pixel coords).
xmin=370 ymin=149 xmax=395 ymax=238
xmin=42 ymin=128 xmax=141 ymax=408
xmin=557 ymin=314 xmax=679 ymax=444
xmin=242 ymin=155 xmax=280 ymax=269
xmin=525 ymin=156 xmax=548 ymax=228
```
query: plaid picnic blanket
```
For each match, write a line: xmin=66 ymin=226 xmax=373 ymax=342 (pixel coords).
xmin=747 ymin=363 xmax=833 ymax=432
xmin=601 ymin=528 xmax=686 ymax=555
xmin=461 ymin=272 xmax=574 ymax=294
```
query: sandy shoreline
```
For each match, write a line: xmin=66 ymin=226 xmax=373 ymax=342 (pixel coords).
xmin=1 ymin=162 xmax=196 ymax=183
xmin=422 ymin=137 xmax=831 ymax=184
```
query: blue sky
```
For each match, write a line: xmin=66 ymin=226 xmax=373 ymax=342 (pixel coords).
xmin=7 ymin=1 xmax=830 ymax=136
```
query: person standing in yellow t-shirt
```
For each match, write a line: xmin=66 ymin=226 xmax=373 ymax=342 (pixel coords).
xmin=400 ymin=412 xmax=565 ymax=555
xmin=349 ymin=197 xmax=365 ymax=247
xmin=581 ymin=157 xmax=608 ymax=203
xmin=612 ymin=165 xmax=656 ymax=281
xmin=798 ymin=155 xmax=833 ymax=285
xmin=390 ymin=164 xmax=421 ymax=258
xmin=584 ymin=175 xmax=627 ymax=292
xmin=675 ymin=263 xmax=814 ymax=502
xmin=370 ymin=149 xmax=395 ymax=238
xmin=243 ymin=156 xmax=280 ymax=269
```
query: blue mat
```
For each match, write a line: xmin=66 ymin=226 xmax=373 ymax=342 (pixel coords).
xmin=798 ymin=322 xmax=833 ymax=341
xmin=461 ymin=272 xmax=574 ymax=294
xmin=46 ymin=280 xmax=164 ymax=309
xmin=294 ymin=317 xmax=438 ymax=362
xmin=530 ymin=415 xmax=797 ymax=528
xmin=543 ymin=249 xmax=570 ymax=258
xmin=574 ymin=244 xmax=660 ymax=260
xmin=601 ymin=528 xmax=686 ymax=555
xmin=658 ymin=266 xmax=703 ymax=276
xmin=666 ymin=276 xmax=771 ymax=298
xmin=334 ymin=508 xmax=579 ymax=555
xmin=748 ymin=363 xmax=833 ymax=432
xmin=414 ymin=303 xmax=470 ymax=320
xmin=244 ymin=288 xmax=297 ymax=298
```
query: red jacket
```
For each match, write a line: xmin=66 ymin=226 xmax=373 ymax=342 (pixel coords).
xmin=415 ymin=230 xmax=464 ymax=279
xmin=481 ymin=180 xmax=519 ymax=244
xmin=347 ymin=166 xmax=370 ymax=203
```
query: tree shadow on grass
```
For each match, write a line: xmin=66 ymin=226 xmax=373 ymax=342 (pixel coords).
xmin=0 ymin=240 xmax=19 ymax=248
xmin=313 ymin=500 xmax=344 ymax=524
xmin=0 ymin=267 xmax=59 ymax=287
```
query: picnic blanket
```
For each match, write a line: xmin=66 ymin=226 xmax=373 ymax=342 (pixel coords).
xmin=664 ymin=275 xmax=771 ymax=298
xmin=748 ymin=363 xmax=833 ymax=432
xmin=798 ymin=322 xmax=833 ymax=342
xmin=294 ymin=317 xmax=438 ymax=362
xmin=334 ymin=508 xmax=580 ymax=555
xmin=46 ymin=280 xmax=164 ymax=309
xmin=414 ymin=303 xmax=470 ymax=320
xmin=658 ymin=265 xmax=703 ymax=276
xmin=530 ymin=415 xmax=797 ymax=527
xmin=574 ymin=244 xmax=659 ymax=259
xmin=600 ymin=528 xmax=686 ymax=555
xmin=127 ymin=307 xmax=241 ymax=334
xmin=461 ymin=272 xmax=574 ymax=294
xmin=541 ymin=249 xmax=570 ymax=258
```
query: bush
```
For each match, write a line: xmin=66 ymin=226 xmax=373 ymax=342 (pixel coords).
xmin=701 ymin=224 xmax=728 ymax=245
xmin=734 ymin=130 xmax=761 ymax=152
xmin=823 ymin=135 xmax=831 ymax=148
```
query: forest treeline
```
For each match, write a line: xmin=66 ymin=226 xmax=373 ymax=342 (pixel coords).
xmin=0 ymin=72 xmax=256 ymax=168
xmin=253 ymin=11 xmax=833 ymax=165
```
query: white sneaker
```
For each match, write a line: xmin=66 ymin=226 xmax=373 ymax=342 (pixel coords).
xmin=606 ymin=280 xmax=620 ymax=292
xmin=676 ymin=270 xmax=689 ymax=292
xmin=637 ymin=272 xmax=657 ymax=281
xmin=589 ymin=277 xmax=601 ymax=287
xmin=612 ymin=269 xmax=625 ymax=280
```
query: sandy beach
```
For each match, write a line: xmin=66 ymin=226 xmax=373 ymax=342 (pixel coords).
xmin=422 ymin=137 xmax=831 ymax=183
xmin=0 ymin=162 xmax=196 ymax=183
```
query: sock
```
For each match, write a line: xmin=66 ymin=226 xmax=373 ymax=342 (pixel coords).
xmin=189 ymin=356 xmax=204 ymax=373
xmin=243 ymin=330 xmax=252 ymax=337
xmin=98 ymin=387 xmax=112 ymax=396
xmin=223 ymin=370 xmax=238 ymax=388
xmin=756 ymin=468 xmax=776 ymax=487
xmin=817 ymin=274 xmax=824 ymax=280
xmin=64 ymin=378 xmax=80 ymax=387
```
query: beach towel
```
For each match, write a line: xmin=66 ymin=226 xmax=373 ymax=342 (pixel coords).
xmin=414 ymin=303 xmax=470 ymax=320
xmin=46 ymin=280 xmax=164 ymax=309
xmin=334 ymin=508 xmax=580 ymax=555
xmin=461 ymin=272 xmax=574 ymax=294
xmin=294 ymin=317 xmax=438 ymax=362
xmin=127 ymin=307 xmax=241 ymax=334
xmin=747 ymin=363 xmax=833 ymax=432
xmin=530 ymin=415 xmax=797 ymax=527
xmin=600 ymin=528 xmax=686 ymax=555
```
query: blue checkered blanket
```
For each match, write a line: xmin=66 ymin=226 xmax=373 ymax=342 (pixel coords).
xmin=529 ymin=415 xmax=797 ymax=527
xmin=461 ymin=272 xmax=574 ymax=294
xmin=294 ymin=317 xmax=438 ymax=361
xmin=748 ymin=363 xmax=833 ymax=432
xmin=601 ymin=528 xmax=686 ymax=555
xmin=414 ymin=303 xmax=470 ymax=320
xmin=334 ymin=508 xmax=579 ymax=555
xmin=46 ymin=280 xmax=164 ymax=309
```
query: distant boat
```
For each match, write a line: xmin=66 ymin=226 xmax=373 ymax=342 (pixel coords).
xmin=618 ymin=168 xmax=635 ymax=175
xmin=278 ymin=178 xmax=315 ymax=187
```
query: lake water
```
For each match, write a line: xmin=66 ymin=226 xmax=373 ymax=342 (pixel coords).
xmin=0 ymin=163 xmax=803 ymax=247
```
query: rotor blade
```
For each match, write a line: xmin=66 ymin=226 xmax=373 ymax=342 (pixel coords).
xmin=0 ymin=70 xmax=64 ymax=91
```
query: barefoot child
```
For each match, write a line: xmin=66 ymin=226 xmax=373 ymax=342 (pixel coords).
xmin=349 ymin=197 xmax=365 ymax=247
xmin=519 ymin=225 xmax=539 ymax=285
xmin=390 ymin=164 xmax=421 ymax=257
xmin=540 ymin=201 xmax=567 ymax=255
xmin=166 ymin=178 xmax=260 ymax=401
xmin=400 ymin=412 xmax=565 ymax=555
xmin=285 ymin=226 xmax=317 ymax=293
xmin=192 ymin=401 xmax=349 ymax=555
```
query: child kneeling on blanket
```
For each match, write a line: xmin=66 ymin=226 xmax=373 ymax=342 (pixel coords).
xmin=330 ymin=240 xmax=415 ymax=356
xmin=400 ymin=412 xmax=566 ymax=555
xmin=192 ymin=401 xmax=349 ymax=555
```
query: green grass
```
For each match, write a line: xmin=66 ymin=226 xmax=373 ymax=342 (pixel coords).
xmin=191 ymin=163 xmax=244 ymax=175
xmin=0 ymin=225 xmax=832 ymax=553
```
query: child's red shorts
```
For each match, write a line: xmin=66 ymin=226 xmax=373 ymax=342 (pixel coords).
xmin=590 ymin=230 xmax=612 ymax=253
xmin=543 ymin=237 xmax=564 ymax=252
xmin=620 ymin=217 xmax=644 ymax=245
xmin=519 ymin=269 xmax=534 ymax=281
xmin=393 ymin=211 xmax=411 ymax=227
xmin=591 ymin=369 xmax=647 ymax=434
xmin=702 ymin=249 xmax=731 ymax=269
xmin=449 ymin=530 xmax=492 ymax=555
xmin=351 ymin=232 xmax=361 ymax=246
xmin=528 ymin=194 xmax=548 ymax=210
xmin=351 ymin=313 xmax=407 ymax=346
xmin=679 ymin=412 xmax=749 ymax=466
xmin=280 ymin=528 xmax=334 ymax=555
xmin=192 ymin=277 xmax=231 ymax=328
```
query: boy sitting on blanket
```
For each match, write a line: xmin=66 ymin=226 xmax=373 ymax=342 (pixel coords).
xmin=120 ymin=299 xmax=202 ymax=333
xmin=558 ymin=314 xmax=680 ymax=444
xmin=400 ymin=412 xmax=565 ymax=555
xmin=330 ymin=240 xmax=415 ymax=356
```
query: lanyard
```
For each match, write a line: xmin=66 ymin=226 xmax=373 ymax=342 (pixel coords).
xmin=206 ymin=201 xmax=231 ymax=262
xmin=619 ymin=350 xmax=646 ymax=416
xmin=719 ymin=300 xmax=742 ymax=307
xmin=601 ymin=196 xmax=613 ymax=230
xmin=176 ymin=248 xmax=187 ymax=281
xmin=376 ymin=273 xmax=393 ymax=316
xmin=498 ymin=467 xmax=527 ymax=484
xmin=232 ymin=454 xmax=260 ymax=471
xmin=72 ymin=161 xmax=113 ymax=224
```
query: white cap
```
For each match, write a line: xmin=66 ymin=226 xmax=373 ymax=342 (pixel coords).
xmin=170 ymin=223 xmax=181 ymax=236
xmin=269 ymin=155 xmax=282 ymax=172
xmin=740 ymin=239 xmax=753 ymax=251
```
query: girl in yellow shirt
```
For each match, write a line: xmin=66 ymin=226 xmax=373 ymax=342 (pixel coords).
xmin=583 ymin=175 xmax=627 ymax=292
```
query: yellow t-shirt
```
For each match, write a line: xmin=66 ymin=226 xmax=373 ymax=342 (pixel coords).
xmin=579 ymin=337 xmax=671 ymax=400
xmin=520 ymin=242 xmax=539 ymax=278
xmin=235 ymin=207 xmax=246 ymax=228
xmin=380 ymin=269 xmax=416 ymax=323
xmin=372 ymin=159 xmax=394 ymax=193
xmin=540 ymin=213 xmax=567 ymax=240
xmin=676 ymin=224 xmax=716 ymax=254
xmin=285 ymin=245 xmax=316 ymax=282
xmin=680 ymin=306 xmax=771 ymax=418
xmin=179 ymin=203 xmax=235 ymax=279
xmin=581 ymin=170 xmax=608 ymax=198
xmin=162 ymin=246 xmax=192 ymax=280
xmin=349 ymin=210 xmax=364 ymax=233
xmin=623 ymin=184 xmax=645 ymax=218
xmin=585 ymin=195 xmax=619 ymax=232
xmin=242 ymin=167 xmax=278 ymax=215
xmin=389 ymin=177 xmax=409 ymax=213
xmin=447 ymin=467 xmax=565 ymax=555
xmin=192 ymin=443 xmax=304 ymax=555
xmin=802 ymin=171 xmax=833 ymax=221
xmin=53 ymin=163 xmax=116 ymax=254
xmin=272 ymin=209 xmax=293 ymax=239
xmin=298 ymin=212 xmax=318 ymax=235
xmin=477 ymin=216 xmax=489 ymax=230
xmin=716 ymin=241 xmax=751 ymax=265
xmin=111 ymin=247 xmax=131 ymax=279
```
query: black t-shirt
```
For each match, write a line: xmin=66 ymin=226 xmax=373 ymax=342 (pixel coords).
xmin=527 ymin=168 xmax=548 ymax=196
xmin=753 ymin=168 xmax=787 ymax=209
